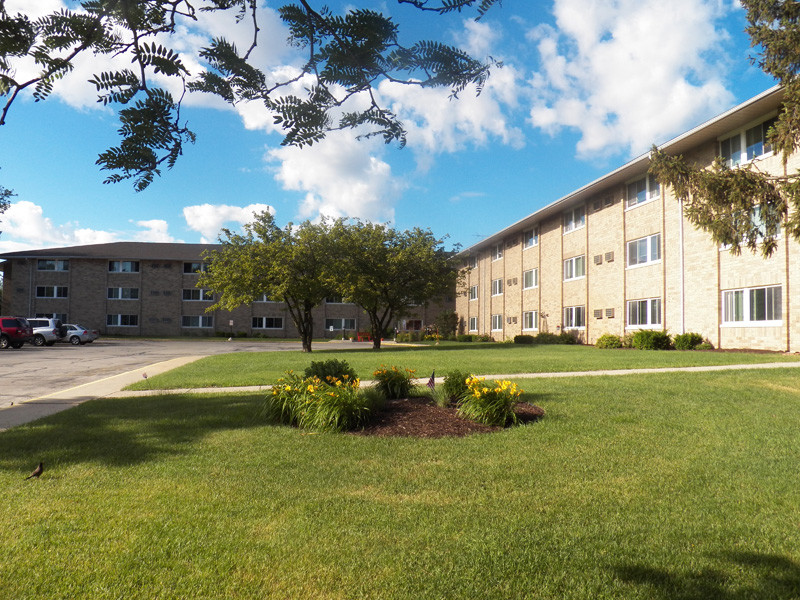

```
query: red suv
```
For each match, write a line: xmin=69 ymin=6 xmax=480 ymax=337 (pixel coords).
xmin=0 ymin=317 xmax=34 ymax=349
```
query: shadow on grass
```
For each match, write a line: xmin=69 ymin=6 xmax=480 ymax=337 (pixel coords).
xmin=308 ymin=343 xmax=503 ymax=355
xmin=615 ymin=551 xmax=800 ymax=599
xmin=0 ymin=393 xmax=263 ymax=473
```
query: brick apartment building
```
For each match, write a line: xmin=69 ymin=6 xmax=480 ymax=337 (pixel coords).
xmin=0 ymin=242 xmax=444 ymax=338
xmin=457 ymin=86 xmax=800 ymax=352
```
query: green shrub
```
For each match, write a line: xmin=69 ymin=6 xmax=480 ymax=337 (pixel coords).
xmin=442 ymin=370 xmax=471 ymax=402
xmin=514 ymin=334 xmax=535 ymax=344
xmin=533 ymin=332 xmax=561 ymax=344
xmin=476 ymin=334 xmax=492 ymax=342
xmin=456 ymin=334 xmax=474 ymax=342
xmin=631 ymin=330 xmax=673 ymax=350
xmin=621 ymin=333 xmax=635 ymax=348
xmin=697 ymin=341 xmax=714 ymax=350
xmin=261 ymin=372 xmax=375 ymax=432
xmin=595 ymin=334 xmax=623 ymax=349
xmin=304 ymin=359 xmax=357 ymax=381
xmin=559 ymin=331 xmax=580 ymax=345
xmin=373 ymin=365 xmax=416 ymax=399
xmin=457 ymin=376 xmax=523 ymax=426
xmin=673 ymin=332 xmax=705 ymax=350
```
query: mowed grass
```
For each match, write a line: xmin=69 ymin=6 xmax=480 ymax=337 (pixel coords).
xmin=3 ymin=368 xmax=800 ymax=599
xmin=126 ymin=342 xmax=800 ymax=390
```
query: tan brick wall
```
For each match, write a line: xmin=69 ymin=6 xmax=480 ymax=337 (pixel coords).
xmin=587 ymin=191 xmax=625 ymax=339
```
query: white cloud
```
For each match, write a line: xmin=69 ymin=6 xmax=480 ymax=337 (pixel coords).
xmin=132 ymin=219 xmax=176 ymax=243
xmin=267 ymin=133 xmax=403 ymax=223
xmin=0 ymin=201 xmax=117 ymax=251
xmin=182 ymin=203 xmax=274 ymax=242
xmin=527 ymin=0 xmax=736 ymax=158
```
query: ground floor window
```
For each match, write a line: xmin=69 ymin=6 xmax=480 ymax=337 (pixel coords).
xmin=253 ymin=317 xmax=284 ymax=329
xmin=468 ymin=316 xmax=478 ymax=332
xmin=36 ymin=312 xmax=67 ymax=321
xmin=182 ymin=315 xmax=213 ymax=328
xmin=325 ymin=318 xmax=356 ymax=330
xmin=722 ymin=285 xmax=781 ymax=325
xmin=563 ymin=306 xmax=585 ymax=329
xmin=523 ymin=310 xmax=539 ymax=331
xmin=491 ymin=314 xmax=503 ymax=331
xmin=107 ymin=314 xmax=138 ymax=327
xmin=627 ymin=298 xmax=662 ymax=328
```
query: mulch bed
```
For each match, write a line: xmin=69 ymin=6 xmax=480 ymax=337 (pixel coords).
xmin=352 ymin=397 xmax=545 ymax=438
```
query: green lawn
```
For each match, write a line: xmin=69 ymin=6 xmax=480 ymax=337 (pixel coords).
xmin=3 ymin=368 xmax=800 ymax=598
xmin=126 ymin=342 xmax=800 ymax=390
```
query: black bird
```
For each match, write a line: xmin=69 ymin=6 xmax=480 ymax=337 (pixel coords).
xmin=25 ymin=462 xmax=43 ymax=480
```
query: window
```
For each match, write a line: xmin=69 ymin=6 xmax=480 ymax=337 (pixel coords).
xmin=107 ymin=287 xmax=139 ymax=300
xmin=563 ymin=306 xmax=585 ymax=329
xmin=491 ymin=278 xmax=503 ymax=296
xmin=183 ymin=262 xmax=208 ymax=274
xmin=467 ymin=255 xmax=478 ymax=269
xmin=627 ymin=298 xmax=662 ymax=328
xmin=563 ymin=255 xmax=585 ymax=281
xmin=107 ymin=314 xmax=138 ymax=327
xmin=491 ymin=244 xmax=503 ymax=261
xmin=720 ymin=116 xmax=776 ymax=167
xmin=182 ymin=289 xmax=213 ymax=301
xmin=36 ymin=312 xmax=68 ymax=321
xmin=109 ymin=260 xmax=140 ymax=273
xmin=255 ymin=293 xmax=277 ymax=302
xmin=563 ymin=205 xmax=585 ymax=233
xmin=36 ymin=286 xmax=68 ymax=298
xmin=523 ymin=268 xmax=538 ymax=289
xmin=627 ymin=233 xmax=661 ymax=267
xmin=325 ymin=296 xmax=346 ymax=304
xmin=523 ymin=227 xmax=539 ymax=249
xmin=182 ymin=315 xmax=213 ymax=328
xmin=324 ymin=318 xmax=356 ymax=330
xmin=37 ymin=259 xmax=69 ymax=271
xmin=491 ymin=314 xmax=503 ymax=331
xmin=253 ymin=317 xmax=284 ymax=329
xmin=722 ymin=285 xmax=781 ymax=326
xmin=626 ymin=174 xmax=660 ymax=208
xmin=469 ymin=285 xmax=478 ymax=301
xmin=468 ymin=316 xmax=478 ymax=332
xmin=523 ymin=311 xmax=539 ymax=331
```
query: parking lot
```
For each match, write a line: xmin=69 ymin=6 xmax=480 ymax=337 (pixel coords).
xmin=0 ymin=338 xmax=343 ymax=409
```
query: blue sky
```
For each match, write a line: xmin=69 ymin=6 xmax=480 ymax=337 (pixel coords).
xmin=0 ymin=0 xmax=777 ymax=254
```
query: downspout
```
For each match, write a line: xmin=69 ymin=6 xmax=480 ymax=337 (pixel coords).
xmin=679 ymin=199 xmax=685 ymax=334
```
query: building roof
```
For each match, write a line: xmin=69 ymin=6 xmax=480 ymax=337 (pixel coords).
xmin=459 ymin=85 xmax=785 ymax=256
xmin=0 ymin=241 xmax=219 ymax=262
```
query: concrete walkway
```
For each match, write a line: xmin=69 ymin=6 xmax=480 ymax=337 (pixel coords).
xmin=3 ymin=358 xmax=800 ymax=431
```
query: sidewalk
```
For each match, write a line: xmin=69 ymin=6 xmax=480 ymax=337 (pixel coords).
xmin=4 ymin=359 xmax=800 ymax=431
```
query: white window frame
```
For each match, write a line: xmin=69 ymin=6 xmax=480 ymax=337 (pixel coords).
xmin=36 ymin=286 xmax=68 ymax=298
xmin=37 ymin=259 xmax=69 ymax=271
xmin=255 ymin=293 xmax=278 ymax=303
xmin=626 ymin=298 xmax=662 ymax=329
xmin=107 ymin=314 xmax=138 ymax=327
xmin=627 ymin=233 xmax=661 ymax=268
xmin=563 ymin=255 xmax=586 ymax=281
xmin=109 ymin=260 xmax=140 ymax=273
xmin=182 ymin=315 xmax=214 ymax=328
xmin=625 ymin=174 xmax=660 ymax=209
xmin=522 ymin=310 xmax=539 ymax=331
xmin=183 ymin=262 xmax=208 ymax=274
xmin=563 ymin=306 xmax=585 ymax=330
xmin=523 ymin=227 xmax=539 ymax=249
xmin=491 ymin=244 xmax=503 ymax=261
xmin=252 ymin=316 xmax=284 ymax=330
xmin=182 ymin=288 xmax=214 ymax=301
xmin=722 ymin=285 xmax=782 ymax=327
xmin=491 ymin=278 xmax=503 ymax=296
xmin=491 ymin=314 xmax=503 ymax=331
xmin=324 ymin=318 xmax=356 ymax=331
xmin=469 ymin=285 xmax=478 ymax=301
xmin=563 ymin=205 xmax=585 ymax=234
xmin=523 ymin=268 xmax=538 ymax=290
xmin=719 ymin=115 xmax=776 ymax=167
xmin=107 ymin=287 xmax=139 ymax=300
xmin=468 ymin=316 xmax=478 ymax=332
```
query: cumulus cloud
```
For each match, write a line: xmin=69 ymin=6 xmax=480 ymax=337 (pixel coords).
xmin=526 ymin=0 xmax=736 ymax=158
xmin=0 ymin=201 xmax=116 ymax=251
xmin=132 ymin=219 xmax=176 ymax=243
xmin=182 ymin=203 xmax=274 ymax=242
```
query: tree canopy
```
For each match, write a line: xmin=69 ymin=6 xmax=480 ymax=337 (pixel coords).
xmin=649 ymin=0 xmax=800 ymax=257
xmin=0 ymin=0 xmax=500 ymax=190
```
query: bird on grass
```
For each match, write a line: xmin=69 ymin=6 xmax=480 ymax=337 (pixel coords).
xmin=25 ymin=462 xmax=44 ymax=480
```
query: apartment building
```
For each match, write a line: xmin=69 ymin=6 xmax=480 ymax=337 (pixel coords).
xmin=457 ymin=86 xmax=800 ymax=352
xmin=0 ymin=242 xmax=443 ymax=338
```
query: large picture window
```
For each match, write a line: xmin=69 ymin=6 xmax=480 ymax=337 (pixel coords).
xmin=182 ymin=315 xmax=213 ymax=328
xmin=183 ymin=262 xmax=208 ymax=274
xmin=627 ymin=298 xmax=662 ymax=328
xmin=563 ymin=255 xmax=585 ymax=281
xmin=720 ymin=116 xmax=776 ymax=167
xmin=324 ymin=318 xmax=356 ymax=330
xmin=182 ymin=289 xmax=213 ymax=301
xmin=626 ymin=174 xmax=660 ymax=208
xmin=37 ymin=259 xmax=69 ymax=271
xmin=253 ymin=317 xmax=284 ymax=329
xmin=563 ymin=306 xmax=585 ymax=329
xmin=722 ymin=285 xmax=781 ymax=325
xmin=36 ymin=286 xmax=68 ymax=298
xmin=107 ymin=314 xmax=138 ymax=327
xmin=109 ymin=260 xmax=140 ymax=273
xmin=627 ymin=233 xmax=661 ymax=267
xmin=108 ymin=287 xmax=139 ymax=300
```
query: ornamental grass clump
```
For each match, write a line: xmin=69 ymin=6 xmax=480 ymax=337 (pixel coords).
xmin=457 ymin=376 xmax=523 ymax=427
xmin=372 ymin=365 xmax=416 ymax=399
xmin=261 ymin=372 xmax=375 ymax=432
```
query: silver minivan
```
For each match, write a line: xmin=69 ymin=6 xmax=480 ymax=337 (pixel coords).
xmin=26 ymin=318 xmax=67 ymax=346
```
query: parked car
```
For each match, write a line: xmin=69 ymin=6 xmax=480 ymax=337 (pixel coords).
xmin=26 ymin=317 xmax=67 ymax=346
xmin=62 ymin=324 xmax=96 ymax=345
xmin=0 ymin=316 xmax=34 ymax=349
